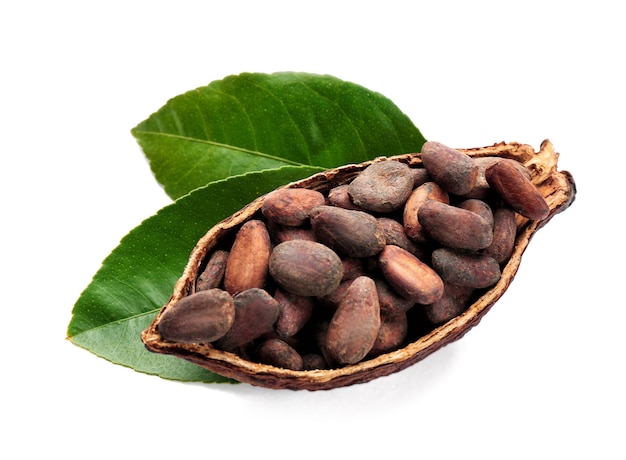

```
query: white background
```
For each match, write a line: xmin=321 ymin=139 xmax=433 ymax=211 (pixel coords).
xmin=2 ymin=1 xmax=624 ymax=458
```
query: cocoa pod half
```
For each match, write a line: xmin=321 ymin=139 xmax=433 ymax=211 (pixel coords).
xmin=142 ymin=140 xmax=576 ymax=390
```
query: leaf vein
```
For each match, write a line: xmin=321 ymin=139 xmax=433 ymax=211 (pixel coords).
xmin=69 ymin=309 xmax=159 ymax=338
xmin=138 ymin=130 xmax=306 ymax=166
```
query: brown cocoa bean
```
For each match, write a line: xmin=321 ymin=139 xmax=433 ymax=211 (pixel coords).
xmin=484 ymin=206 xmax=517 ymax=264
xmin=341 ymin=257 xmax=366 ymax=281
xmin=318 ymin=279 xmax=353 ymax=308
xmin=374 ymin=278 xmax=415 ymax=314
xmin=327 ymin=184 xmax=363 ymax=210
xmin=418 ymin=200 xmax=493 ymax=251
xmin=310 ymin=205 xmax=386 ymax=257
xmin=348 ymin=160 xmax=414 ymax=212
xmin=157 ymin=289 xmax=235 ymax=344
xmin=268 ymin=240 xmax=343 ymax=297
xmin=274 ymin=288 xmax=314 ymax=338
xmin=378 ymin=245 xmax=444 ymax=304
xmin=196 ymin=249 xmax=229 ymax=291
xmin=421 ymin=141 xmax=479 ymax=195
xmin=485 ymin=159 xmax=550 ymax=220
xmin=214 ymin=288 xmax=281 ymax=351
xmin=302 ymin=353 xmax=328 ymax=370
xmin=377 ymin=217 xmax=427 ymax=259
xmin=411 ymin=167 xmax=431 ymax=189
xmin=224 ymin=220 xmax=271 ymax=295
xmin=261 ymin=188 xmax=326 ymax=226
xmin=369 ymin=312 xmax=408 ymax=356
xmin=467 ymin=157 xmax=531 ymax=199
xmin=431 ymin=248 xmax=501 ymax=288
xmin=256 ymin=338 xmax=304 ymax=370
xmin=326 ymin=276 xmax=381 ymax=365
xmin=403 ymin=181 xmax=449 ymax=242
xmin=277 ymin=227 xmax=317 ymax=243
xmin=268 ymin=222 xmax=317 ymax=244
xmin=457 ymin=198 xmax=494 ymax=229
xmin=423 ymin=284 xmax=475 ymax=325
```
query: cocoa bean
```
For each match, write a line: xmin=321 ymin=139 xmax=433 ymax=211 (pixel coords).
xmin=377 ymin=217 xmax=427 ymax=259
xmin=318 ymin=279 xmax=353 ymax=308
xmin=268 ymin=240 xmax=343 ymax=297
xmin=340 ymin=257 xmax=366 ymax=281
xmin=423 ymin=284 xmax=475 ymax=325
xmin=348 ymin=160 xmax=414 ymax=212
xmin=274 ymin=288 xmax=315 ymax=338
xmin=421 ymin=141 xmax=479 ymax=195
xmin=256 ymin=338 xmax=304 ymax=370
xmin=431 ymin=248 xmax=501 ymax=288
xmin=369 ymin=312 xmax=408 ymax=356
xmin=484 ymin=206 xmax=517 ymax=264
xmin=262 ymin=188 xmax=325 ymax=226
xmin=374 ymin=278 xmax=415 ymax=315
xmin=326 ymin=276 xmax=381 ymax=365
xmin=468 ymin=157 xmax=531 ymax=199
xmin=157 ymin=289 xmax=235 ymax=344
xmin=457 ymin=198 xmax=494 ymax=229
xmin=224 ymin=220 xmax=271 ymax=295
xmin=418 ymin=200 xmax=493 ymax=251
xmin=485 ymin=159 xmax=550 ymax=220
xmin=410 ymin=167 xmax=431 ymax=189
xmin=310 ymin=205 xmax=386 ymax=257
xmin=378 ymin=245 xmax=444 ymax=305
xmin=302 ymin=353 xmax=328 ymax=370
xmin=403 ymin=181 xmax=449 ymax=242
xmin=196 ymin=249 xmax=229 ymax=291
xmin=214 ymin=288 xmax=281 ymax=351
xmin=327 ymin=184 xmax=363 ymax=210
xmin=267 ymin=220 xmax=317 ymax=244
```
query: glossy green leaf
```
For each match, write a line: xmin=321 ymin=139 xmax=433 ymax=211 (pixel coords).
xmin=132 ymin=72 xmax=426 ymax=199
xmin=67 ymin=166 xmax=324 ymax=382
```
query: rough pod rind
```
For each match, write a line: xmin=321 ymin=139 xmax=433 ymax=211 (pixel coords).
xmin=142 ymin=140 xmax=576 ymax=391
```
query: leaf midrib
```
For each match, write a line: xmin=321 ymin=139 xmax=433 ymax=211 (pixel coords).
xmin=68 ymin=308 xmax=160 ymax=341
xmin=132 ymin=130 xmax=308 ymax=167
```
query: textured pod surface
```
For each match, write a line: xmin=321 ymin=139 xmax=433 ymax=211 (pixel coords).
xmin=142 ymin=140 xmax=576 ymax=390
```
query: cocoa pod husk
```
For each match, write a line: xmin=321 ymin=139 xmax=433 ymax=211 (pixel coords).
xmin=142 ymin=140 xmax=576 ymax=390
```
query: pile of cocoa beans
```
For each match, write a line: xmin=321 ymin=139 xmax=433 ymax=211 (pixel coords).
xmin=156 ymin=141 xmax=550 ymax=371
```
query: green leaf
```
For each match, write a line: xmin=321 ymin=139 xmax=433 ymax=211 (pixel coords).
xmin=67 ymin=166 xmax=324 ymax=382
xmin=132 ymin=72 xmax=426 ymax=199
